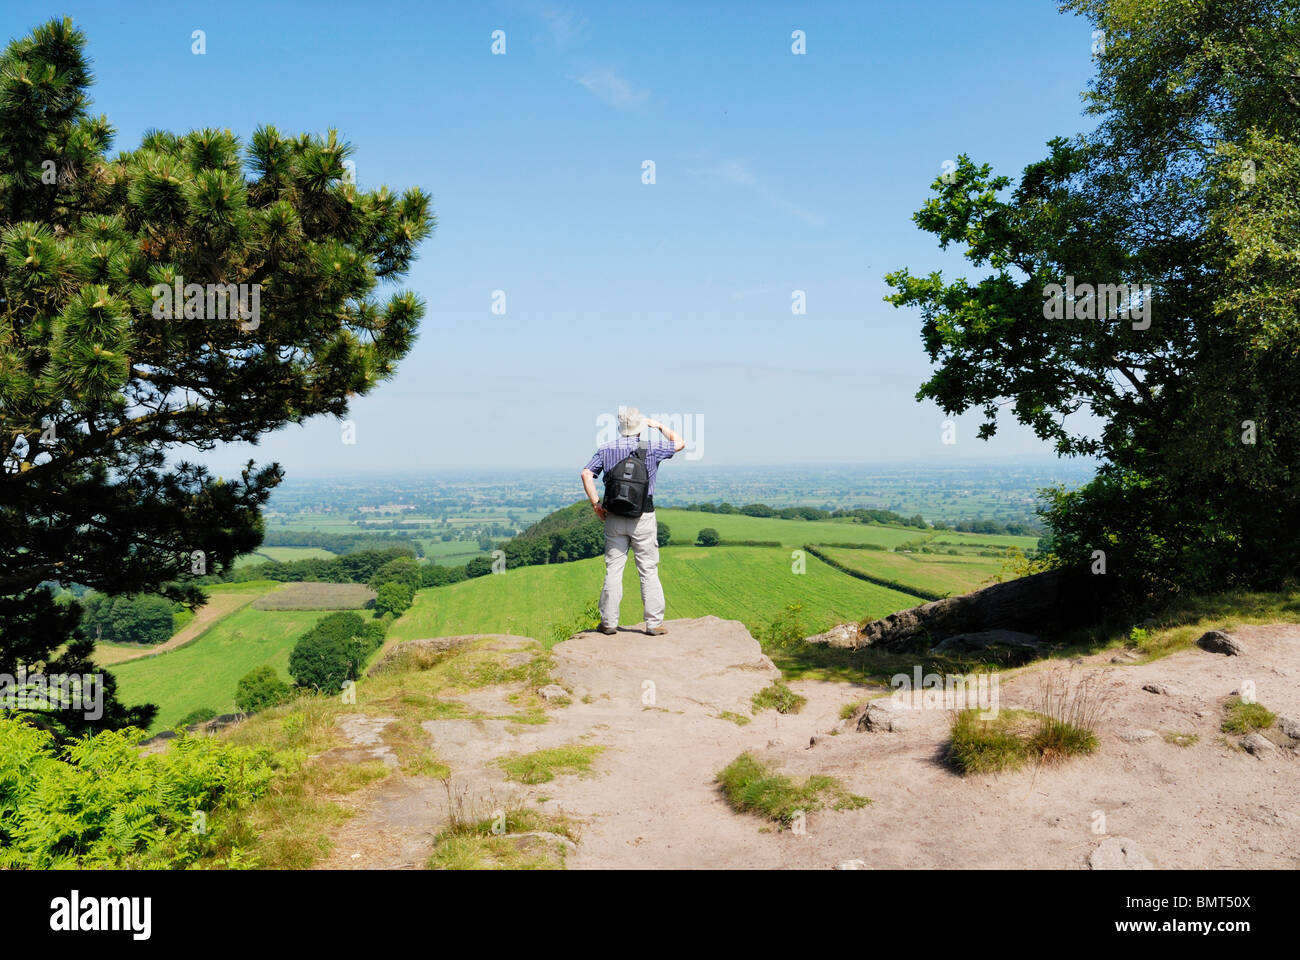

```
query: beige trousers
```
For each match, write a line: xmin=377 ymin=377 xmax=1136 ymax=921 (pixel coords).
xmin=599 ymin=511 xmax=665 ymax=629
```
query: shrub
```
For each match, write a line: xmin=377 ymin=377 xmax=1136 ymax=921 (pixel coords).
xmin=177 ymin=707 xmax=218 ymax=727
xmin=548 ymin=601 xmax=600 ymax=646
xmin=656 ymin=522 xmax=670 ymax=547
xmin=696 ymin=527 xmax=721 ymax=547
xmin=751 ymin=680 xmax=806 ymax=715
xmin=762 ymin=602 xmax=807 ymax=647
xmin=235 ymin=666 xmax=293 ymax=714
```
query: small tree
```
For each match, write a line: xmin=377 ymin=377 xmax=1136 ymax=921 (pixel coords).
xmin=288 ymin=630 xmax=357 ymax=695
xmin=367 ymin=557 xmax=421 ymax=592
xmin=696 ymin=528 xmax=720 ymax=547
xmin=234 ymin=666 xmax=291 ymax=714
xmin=373 ymin=580 xmax=413 ymax=617
xmin=656 ymin=522 xmax=670 ymax=547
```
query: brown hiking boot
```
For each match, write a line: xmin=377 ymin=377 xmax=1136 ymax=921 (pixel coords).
xmin=598 ymin=624 xmax=617 ymax=635
xmin=646 ymin=626 xmax=668 ymax=636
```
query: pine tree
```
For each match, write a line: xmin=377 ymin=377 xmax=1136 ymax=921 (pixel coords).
xmin=0 ymin=19 xmax=435 ymax=733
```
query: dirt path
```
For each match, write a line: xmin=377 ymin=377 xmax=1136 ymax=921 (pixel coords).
xmin=318 ymin=618 xmax=1300 ymax=869
xmin=94 ymin=589 xmax=265 ymax=665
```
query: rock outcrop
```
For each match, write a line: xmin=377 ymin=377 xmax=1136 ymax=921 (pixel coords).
xmin=847 ymin=567 xmax=1101 ymax=651
xmin=1196 ymin=630 xmax=1246 ymax=656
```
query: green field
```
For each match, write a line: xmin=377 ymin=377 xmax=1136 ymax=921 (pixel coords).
xmin=654 ymin=509 xmax=926 ymax=549
xmin=111 ymin=605 xmax=329 ymax=730
xmin=388 ymin=545 xmax=923 ymax=647
xmin=927 ymin=531 xmax=1041 ymax=549
xmin=235 ymin=546 xmax=339 ymax=568
xmin=816 ymin=545 xmax=1006 ymax=597
xmin=416 ymin=539 xmax=488 ymax=564
xmin=265 ymin=511 xmax=359 ymax=531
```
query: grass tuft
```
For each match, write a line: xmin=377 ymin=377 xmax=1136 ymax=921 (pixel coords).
xmin=428 ymin=807 xmax=578 ymax=870
xmin=751 ymin=681 xmax=807 ymax=715
xmin=948 ymin=704 xmax=1099 ymax=775
xmin=716 ymin=752 xmax=868 ymax=827
xmin=497 ymin=744 xmax=605 ymax=784
xmin=1221 ymin=697 xmax=1276 ymax=735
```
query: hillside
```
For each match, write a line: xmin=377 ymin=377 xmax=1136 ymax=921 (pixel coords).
xmin=104 ymin=508 xmax=1035 ymax=732
xmin=514 ymin=500 xmax=598 ymax=541
xmin=388 ymin=545 xmax=922 ymax=646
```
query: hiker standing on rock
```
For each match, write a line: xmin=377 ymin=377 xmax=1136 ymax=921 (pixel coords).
xmin=581 ymin=407 xmax=685 ymax=636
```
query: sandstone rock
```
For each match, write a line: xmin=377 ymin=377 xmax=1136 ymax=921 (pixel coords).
xmin=1242 ymin=733 xmax=1275 ymax=756
xmin=1089 ymin=837 xmax=1153 ymax=870
xmin=1141 ymin=682 xmax=1181 ymax=696
xmin=1196 ymin=630 xmax=1246 ymax=656
xmin=835 ymin=859 xmax=868 ymax=870
xmin=537 ymin=684 xmax=569 ymax=702
xmin=1278 ymin=715 xmax=1300 ymax=740
xmin=856 ymin=700 xmax=911 ymax=733
xmin=805 ymin=622 xmax=860 ymax=648
xmin=1119 ymin=728 xmax=1157 ymax=743
xmin=932 ymin=629 xmax=1043 ymax=664
xmin=549 ymin=615 xmax=780 ymax=713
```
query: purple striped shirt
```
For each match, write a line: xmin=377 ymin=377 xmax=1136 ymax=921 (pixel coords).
xmin=584 ymin=438 xmax=676 ymax=497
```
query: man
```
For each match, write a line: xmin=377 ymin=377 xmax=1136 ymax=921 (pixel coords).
xmin=581 ymin=407 xmax=685 ymax=636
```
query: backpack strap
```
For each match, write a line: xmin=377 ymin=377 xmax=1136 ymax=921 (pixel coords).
xmin=635 ymin=436 xmax=648 ymax=461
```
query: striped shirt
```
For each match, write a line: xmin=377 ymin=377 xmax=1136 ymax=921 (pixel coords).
xmin=584 ymin=438 xmax=676 ymax=498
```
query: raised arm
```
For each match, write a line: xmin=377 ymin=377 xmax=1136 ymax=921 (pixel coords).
xmin=646 ymin=418 xmax=686 ymax=452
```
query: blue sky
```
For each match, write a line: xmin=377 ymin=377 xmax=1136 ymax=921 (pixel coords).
xmin=22 ymin=0 xmax=1102 ymax=472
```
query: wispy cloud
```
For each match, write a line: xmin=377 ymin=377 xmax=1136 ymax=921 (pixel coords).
xmin=528 ymin=2 xmax=588 ymax=46
xmin=690 ymin=154 xmax=826 ymax=227
xmin=567 ymin=65 xmax=649 ymax=106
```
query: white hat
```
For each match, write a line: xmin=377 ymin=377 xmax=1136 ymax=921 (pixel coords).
xmin=618 ymin=406 xmax=646 ymax=436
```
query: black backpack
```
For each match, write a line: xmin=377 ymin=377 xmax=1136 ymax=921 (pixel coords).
xmin=602 ymin=440 xmax=649 ymax=518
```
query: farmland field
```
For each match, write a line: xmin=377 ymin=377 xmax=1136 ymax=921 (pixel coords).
xmin=927 ymin=531 xmax=1042 ymax=549
xmin=111 ymin=605 xmax=330 ymax=730
xmin=415 ymin=539 xmax=488 ymax=564
xmin=388 ymin=545 xmax=923 ymax=648
xmin=234 ymin=545 xmax=338 ymax=568
xmin=654 ymin=509 xmax=925 ymax=549
xmin=251 ymin=582 xmax=376 ymax=610
xmin=815 ymin=545 xmax=1006 ymax=597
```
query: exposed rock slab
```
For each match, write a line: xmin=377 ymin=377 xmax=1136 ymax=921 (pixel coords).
xmin=849 ymin=568 xmax=1103 ymax=651
xmin=1197 ymin=630 xmax=1246 ymax=656
xmin=550 ymin=615 xmax=780 ymax=714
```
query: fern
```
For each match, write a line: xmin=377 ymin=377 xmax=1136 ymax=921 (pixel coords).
xmin=0 ymin=714 xmax=292 ymax=868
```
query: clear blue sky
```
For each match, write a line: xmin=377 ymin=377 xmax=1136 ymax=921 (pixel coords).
xmin=22 ymin=0 xmax=1102 ymax=472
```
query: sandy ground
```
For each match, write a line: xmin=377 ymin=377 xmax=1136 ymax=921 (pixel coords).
xmin=317 ymin=618 xmax=1300 ymax=869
